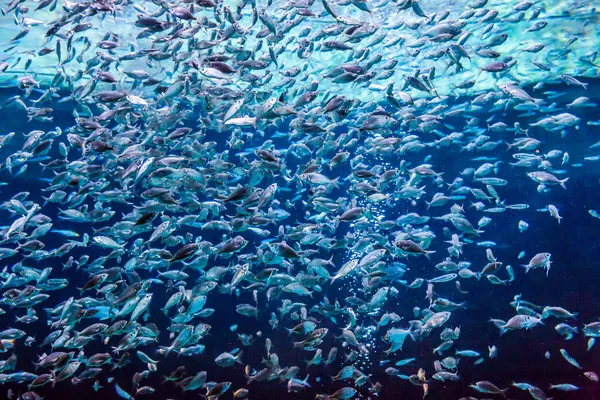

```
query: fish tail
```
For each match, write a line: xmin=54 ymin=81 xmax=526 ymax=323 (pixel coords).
xmin=235 ymin=350 xmax=244 ymax=364
xmin=326 ymin=254 xmax=334 ymax=266
xmin=331 ymin=176 xmax=340 ymax=189
xmin=559 ymin=177 xmax=569 ymax=189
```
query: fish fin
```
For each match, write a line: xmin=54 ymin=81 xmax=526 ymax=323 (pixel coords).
xmin=559 ymin=177 xmax=569 ymax=189
xmin=331 ymin=176 xmax=340 ymax=189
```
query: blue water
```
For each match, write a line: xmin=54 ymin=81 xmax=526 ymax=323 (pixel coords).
xmin=0 ymin=80 xmax=599 ymax=400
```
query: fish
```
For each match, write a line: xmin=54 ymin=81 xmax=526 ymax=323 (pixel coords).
xmin=0 ymin=0 xmax=596 ymax=399
xmin=559 ymin=349 xmax=582 ymax=369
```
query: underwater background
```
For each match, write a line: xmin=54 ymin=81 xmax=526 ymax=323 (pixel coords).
xmin=0 ymin=0 xmax=599 ymax=400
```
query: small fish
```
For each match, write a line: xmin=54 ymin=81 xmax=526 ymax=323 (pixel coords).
xmin=559 ymin=349 xmax=582 ymax=369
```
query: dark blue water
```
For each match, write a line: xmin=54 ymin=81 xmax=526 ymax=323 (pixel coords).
xmin=0 ymin=83 xmax=599 ymax=400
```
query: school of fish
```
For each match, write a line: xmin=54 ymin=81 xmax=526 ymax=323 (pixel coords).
xmin=0 ymin=0 xmax=598 ymax=399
